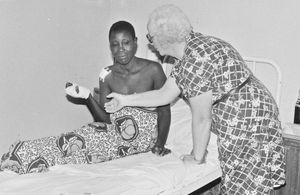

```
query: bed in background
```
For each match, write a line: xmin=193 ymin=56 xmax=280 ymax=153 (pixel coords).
xmin=0 ymin=56 xmax=283 ymax=195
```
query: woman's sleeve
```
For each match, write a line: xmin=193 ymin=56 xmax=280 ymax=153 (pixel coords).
xmin=171 ymin=56 xmax=215 ymax=99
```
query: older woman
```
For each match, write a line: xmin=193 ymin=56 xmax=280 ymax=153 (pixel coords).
xmin=105 ymin=4 xmax=286 ymax=195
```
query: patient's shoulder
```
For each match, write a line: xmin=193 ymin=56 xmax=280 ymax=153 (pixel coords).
xmin=99 ymin=66 xmax=113 ymax=82
xmin=137 ymin=57 xmax=164 ymax=74
xmin=138 ymin=57 xmax=160 ymax=66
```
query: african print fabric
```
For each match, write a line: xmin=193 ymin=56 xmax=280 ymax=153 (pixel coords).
xmin=170 ymin=31 xmax=285 ymax=195
xmin=0 ymin=107 xmax=157 ymax=174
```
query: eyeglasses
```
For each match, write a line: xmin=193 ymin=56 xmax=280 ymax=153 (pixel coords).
xmin=146 ymin=33 xmax=154 ymax=44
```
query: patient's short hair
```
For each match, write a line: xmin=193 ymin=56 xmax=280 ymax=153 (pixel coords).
xmin=109 ymin=21 xmax=136 ymax=39
xmin=147 ymin=4 xmax=192 ymax=46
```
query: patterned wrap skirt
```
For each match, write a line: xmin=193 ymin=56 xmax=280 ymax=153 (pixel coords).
xmin=212 ymin=76 xmax=286 ymax=194
xmin=0 ymin=107 xmax=158 ymax=174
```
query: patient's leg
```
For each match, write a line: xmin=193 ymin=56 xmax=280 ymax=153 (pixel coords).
xmin=0 ymin=107 xmax=158 ymax=174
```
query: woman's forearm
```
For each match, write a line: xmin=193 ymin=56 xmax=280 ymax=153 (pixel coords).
xmin=188 ymin=90 xmax=213 ymax=161
xmin=124 ymin=78 xmax=180 ymax=107
xmin=124 ymin=89 xmax=170 ymax=107
xmin=192 ymin=118 xmax=211 ymax=161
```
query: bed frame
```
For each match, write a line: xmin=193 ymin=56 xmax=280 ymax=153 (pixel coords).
xmin=243 ymin=57 xmax=282 ymax=104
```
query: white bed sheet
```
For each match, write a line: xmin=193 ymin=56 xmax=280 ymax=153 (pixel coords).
xmin=0 ymin=99 xmax=221 ymax=195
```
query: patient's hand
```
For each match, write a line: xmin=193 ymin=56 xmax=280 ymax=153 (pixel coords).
xmin=65 ymin=82 xmax=91 ymax=99
xmin=151 ymin=145 xmax=171 ymax=156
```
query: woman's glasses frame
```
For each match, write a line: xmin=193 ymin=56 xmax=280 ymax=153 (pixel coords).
xmin=146 ymin=34 xmax=154 ymax=44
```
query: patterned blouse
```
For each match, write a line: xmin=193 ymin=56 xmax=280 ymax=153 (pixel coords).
xmin=170 ymin=31 xmax=251 ymax=103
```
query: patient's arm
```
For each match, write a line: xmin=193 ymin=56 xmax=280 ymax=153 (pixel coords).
xmin=86 ymin=67 xmax=112 ymax=123
xmin=85 ymin=74 xmax=113 ymax=123
xmin=86 ymin=93 xmax=110 ymax=123
xmin=65 ymin=81 xmax=110 ymax=123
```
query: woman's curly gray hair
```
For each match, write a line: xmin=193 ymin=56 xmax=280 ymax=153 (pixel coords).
xmin=147 ymin=4 xmax=192 ymax=48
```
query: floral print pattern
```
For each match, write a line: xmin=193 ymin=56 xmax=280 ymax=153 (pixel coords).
xmin=170 ymin=31 xmax=285 ymax=194
xmin=0 ymin=107 xmax=157 ymax=174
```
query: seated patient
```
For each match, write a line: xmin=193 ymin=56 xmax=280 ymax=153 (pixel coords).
xmin=0 ymin=21 xmax=171 ymax=174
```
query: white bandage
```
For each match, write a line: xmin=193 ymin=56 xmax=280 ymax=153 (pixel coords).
xmin=99 ymin=67 xmax=112 ymax=82
xmin=65 ymin=83 xmax=90 ymax=99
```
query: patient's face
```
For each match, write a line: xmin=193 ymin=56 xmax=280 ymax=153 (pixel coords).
xmin=109 ymin=30 xmax=137 ymax=65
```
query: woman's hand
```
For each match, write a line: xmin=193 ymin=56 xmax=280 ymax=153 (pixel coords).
xmin=104 ymin=92 xmax=125 ymax=113
xmin=180 ymin=149 xmax=207 ymax=165
xmin=180 ymin=154 xmax=206 ymax=165
xmin=65 ymin=82 xmax=91 ymax=99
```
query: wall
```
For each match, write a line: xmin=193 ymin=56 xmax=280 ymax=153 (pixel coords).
xmin=194 ymin=0 xmax=300 ymax=126
xmin=109 ymin=0 xmax=300 ymax=123
xmin=0 ymin=0 xmax=112 ymax=154
xmin=0 ymin=0 xmax=299 ymax=154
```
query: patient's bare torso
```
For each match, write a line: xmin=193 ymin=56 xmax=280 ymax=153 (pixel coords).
xmin=107 ymin=57 xmax=159 ymax=95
